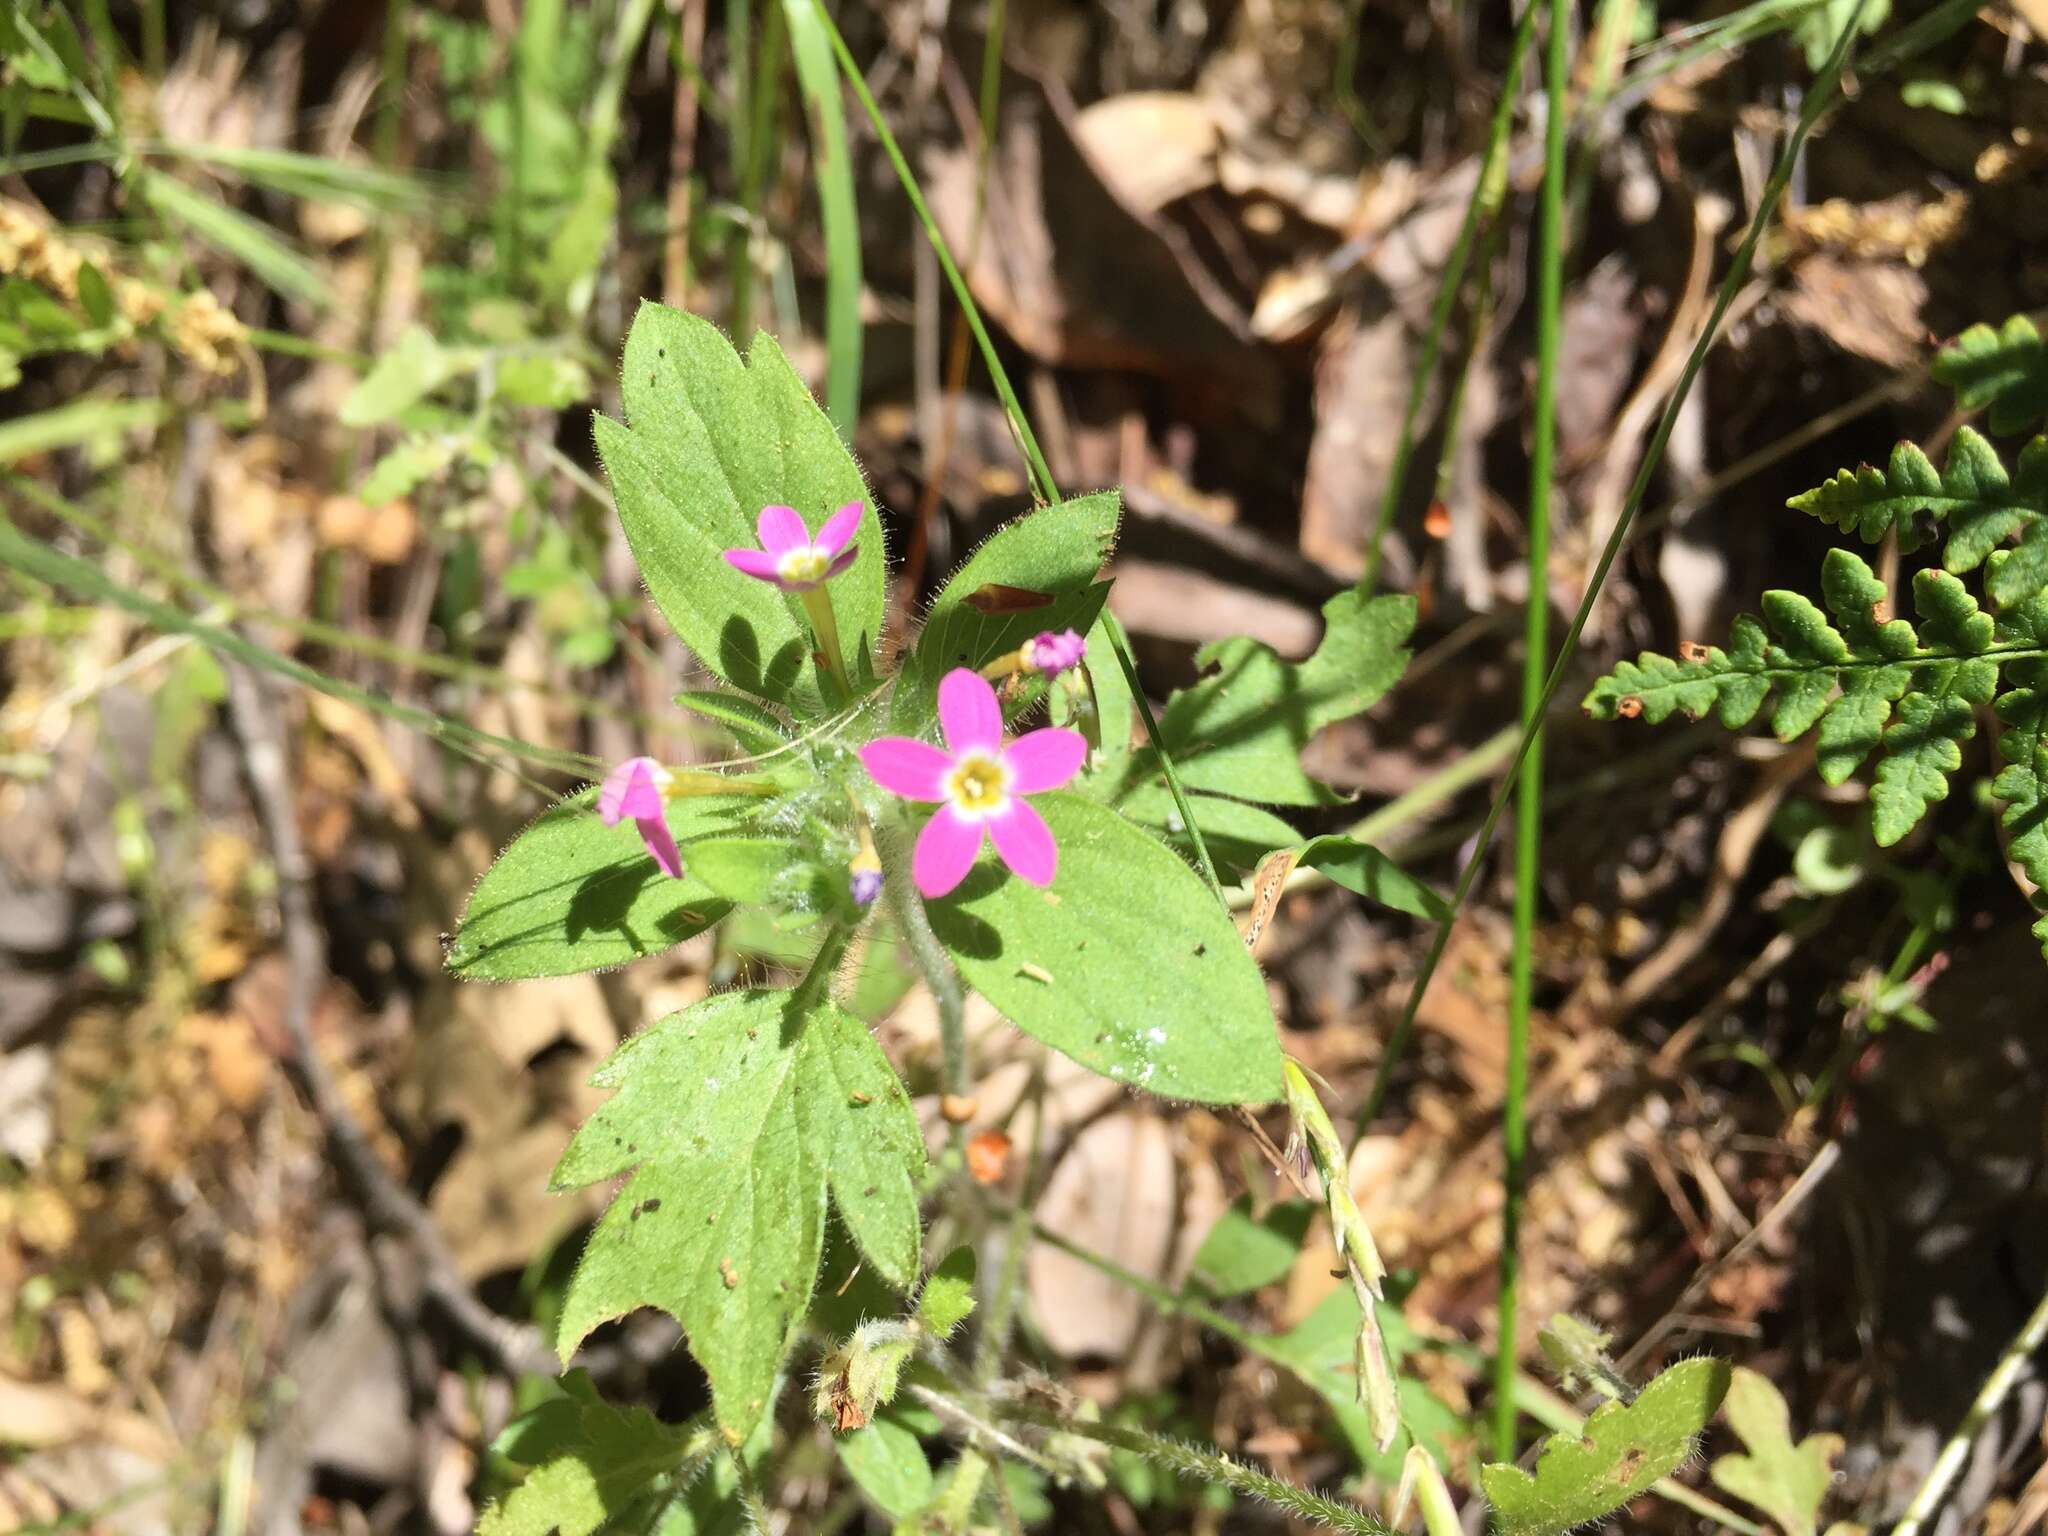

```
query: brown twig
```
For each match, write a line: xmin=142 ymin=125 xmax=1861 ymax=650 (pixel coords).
xmin=223 ymin=661 xmax=557 ymax=1378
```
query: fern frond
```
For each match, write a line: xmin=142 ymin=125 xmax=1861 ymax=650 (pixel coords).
xmin=1585 ymin=551 xmax=2048 ymax=847
xmin=1787 ymin=429 xmax=2048 ymax=606
xmin=1991 ymin=596 xmax=2048 ymax=950
xmin=1934 ymin=314 xmax=2048 ymax=437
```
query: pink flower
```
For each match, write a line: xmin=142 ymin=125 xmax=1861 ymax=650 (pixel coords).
xmin=1023 ymin=628 xmax=1086 ymax=677
xmin=599 ymin=757 xmax=684 ymax=879
xmin=723 ymin=502 xmax=862 ymax=592
xmin=858 ymin=669 xmax=1087 ymax=898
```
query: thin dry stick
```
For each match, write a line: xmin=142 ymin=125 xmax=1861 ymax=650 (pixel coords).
xmin=223 ymin=662 xmax=556 ymax=1377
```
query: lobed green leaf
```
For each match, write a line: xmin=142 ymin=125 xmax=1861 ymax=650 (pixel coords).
xmin=1934 ymin=314 xmax=2048 ymax=436
xmin=1708 ymin=1367 xmax=1841 ymax=1536
xmin=551 ymin=991 xmax=922 ymax=1436
xmin=1144 ymin=590 xmax=1416 ymax=807
xmin=481 ymin=1373 xmax=702 ymax=1536
xmin=1479 ymin=1356 xmax=1730 ymax=1536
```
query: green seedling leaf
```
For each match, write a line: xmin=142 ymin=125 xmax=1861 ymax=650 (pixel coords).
xmin=1479 ymin=1356 xmax=1731 ymax=1536
xmin=74 ymin=260 xmax=113 ymax=328
xmin=927 ymin=792 xmax=1283 ymax=1104
xmin=1934 ymin=314 xmax=2048 ymax=436
xmin=1298 ymin=836 xmax=1449 ymax=920
xmin=918 ymin=1247 xmax=977 ymax=1337
xmin=836 ymin=1414 xmax=933 ymax=1520
xmin=1143 ymin=590 xmax=1415 ymax=807
xmin=1189 ymin=1197 xmax=1314 ymax=1296
xmin=482 ymin=1372 xmax=705 ymax=1536
xmin=551 ymin=991 xmax=924 ymax=1436
xmin=342 ymin=325 xmax=476 ymax=426
xmin=899 ymin=492 xmax=1121 ymax=726
xmin=1709 ymin=1367 xmax=1842 ymax=1536
xmin=447 ymin=789 xmax=747 ymax=979
xmin=596 ymin=302 xmax=884 ymax=714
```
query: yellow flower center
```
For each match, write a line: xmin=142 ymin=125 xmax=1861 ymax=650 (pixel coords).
xmin=945 ymin=751 xmax=1010 ymax=817
xmin=777 ymin=546 xmax=830 ymax=586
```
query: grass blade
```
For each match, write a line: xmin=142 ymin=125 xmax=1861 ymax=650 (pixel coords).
xmin=140 ymin=168 xmax=330 ymax=308
xmin=784 ymin=0 xmax=863 ymax=438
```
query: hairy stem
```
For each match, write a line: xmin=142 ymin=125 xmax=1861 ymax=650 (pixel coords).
xmin=992 ymin=1408 xmax=1395 ymax=1535
xmin=878 ymin=819 xmax=969 ymax=1101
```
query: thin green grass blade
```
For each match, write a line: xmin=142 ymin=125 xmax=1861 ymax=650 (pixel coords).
xmin=812 ymin=8 xmax=1221 ymax=895
xmin=784 ymin=0 xmax=862 ymax=438
xmin=0 ymin=512 xmax=592 ymax=786
xmin=0 ymin=400 xmax=164 ymax=465
xmin=1361 ymin=0 xmax=1539 ymax=592
xmin=1497 ymin=0 xmax=1572 ymax=1462
xmin=140 ymin=168 xmax=330 ymax=307
xmin=1358 ymin=0 xmax=1876 ymax=1135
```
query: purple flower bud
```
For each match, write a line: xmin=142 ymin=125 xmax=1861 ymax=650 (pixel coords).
xmin=1023 ymin=628 xmax=1086 ymax=678
xmin=851 ymin=865 xmax=884 ymax=906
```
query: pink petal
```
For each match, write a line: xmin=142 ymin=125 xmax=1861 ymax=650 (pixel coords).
xmin=756 ymin=504 xmax=807 ymax=556
xmin=1003 ymin=728 xmax=1087 ymax=794
xmin=723 ymin=547 xmax=783 ymax=583
xmin=815 ymin=500 xmax=863 ymax=556
xmin=987 ymin=798 xmax=1057 ymax=887
xmin=635 ymin=815 xmax=685 ymax=879
xmin=825 ymin=542 xmax=860 ymax=578
xmin=937 ymin=668 xmax=1003 ymax=755
xmin=859 ymin=737 xmax=953 ymax=801
xmin=914 ymin=807 xmax=986 ymax=897
xmin=600 ymin=757 xmax=664 ymax=824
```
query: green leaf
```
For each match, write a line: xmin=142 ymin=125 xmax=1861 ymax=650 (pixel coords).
xmin=341 ymin=325 xmax=476 ymax=426
xmin=1813 ymin=546 xmax=1915 ymax=784
xmin=685 ymin=836 xmax=827 ymax=909
xmin=1792 ymin=0 xmax=1887 ymax=71
xmin=926 ymin=792 xmax=1283 ymax=1104
xmin=75 ymin=260 xmax=112 ymax=327
xmin=597 ymin=302 xmax=884 ymax=713
xmin=1189 ymin=1197 xmax=1314 ymax=1296
xmin=1118 ymin=786 xmax=1298 ymax=879
xmin=1934 ymin=314 xmax=2048 ymax=436
xmin=1297 ymin=836 xmax=1449 ymax=921
xmin=793 ymin=1004 xmax=926 ymax=1287
xmin=1479 ymin=1357 xmax=1731 ymax=1536
xmin=552 ymin=991 xmax=922 ymax=1436
xmin=1991 ymin=599 xmax=2048 ymax=956
xmin=1708 ymin=1367 xmax=1841 ymax=1536
xmin=673 ymin=690 xmax=792 ymax=755
xmin=900 ymin=492 xmax=1121 ymax=725
xmin=359 ymin=437 xmax=457 ymax=504
xmin=447 ymin=789 xmax=745 ymax=979
xmin=835 ymin=1415 xmax=933 ymax=1520
xmin=917 ymin=1248 xmax=977 ymax=1337
xmin=482 ymin=1373 xmax=703 ymax=1536
xmin=495 ymin=352 xmax=595 ymax=409
xmin=1146 ymin=590 xmax=1415 ymax=806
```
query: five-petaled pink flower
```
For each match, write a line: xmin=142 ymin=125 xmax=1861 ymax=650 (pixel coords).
xmin=600 ymin=757 xmax=683 ymax=879
xmin=724 ymin=502 xmax=862 ymax=592
xmin=1023 ymin=628 xmax=1086 ymax=677
xmin=859 ymin=669 xmax=1086 ymax=898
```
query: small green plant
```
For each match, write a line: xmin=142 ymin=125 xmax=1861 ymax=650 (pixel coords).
xmin=1588 ymin=312 xmax=2048 ymax=956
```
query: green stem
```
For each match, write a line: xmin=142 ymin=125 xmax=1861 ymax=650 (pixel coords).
xmin=991 ymin=1409 xmax=1395 ymax=1536
xmin=1497 ymin=0 xmax=1571 ymax=1463
xmin=785 ymin=0 xmax=862 ymax=437
xmin=1361 ymin=0 xmax=1540 ymax=592
xmin=799 ymin=584 xmax=854 ymax=703
xmin=811 ymin=7 xmax=1055 ymax=504
xmin=878 ymin=820 xmax=970 ymax=1103
xmin=1893 ymin=1272 xmax=2048 ymax=1536
xmin=1359 ymin=0 xmax=1874 ymax=1137
xmin=1100 ymin=610 xmax=1220 ymax=895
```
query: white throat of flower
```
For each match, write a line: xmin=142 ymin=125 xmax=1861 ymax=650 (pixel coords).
xmin=944 ymin=750 xmax=1012 ymax=821
xmin=776 ymin=545 xmax=831 ymax=586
